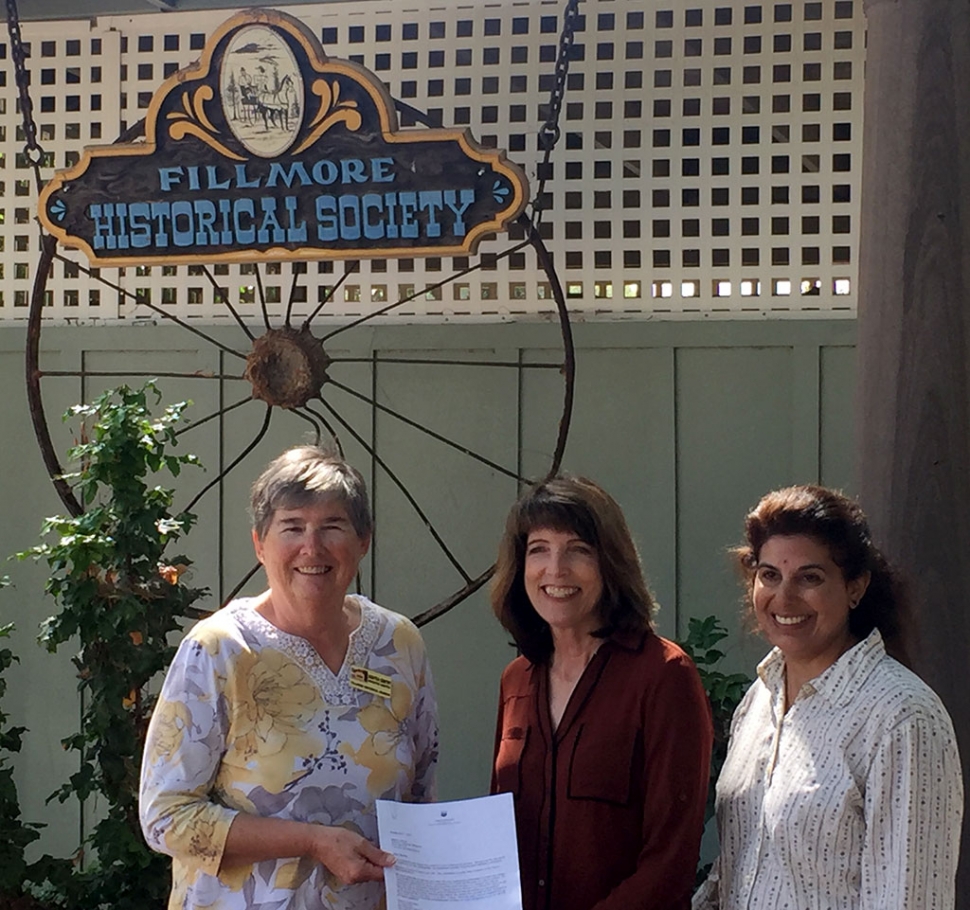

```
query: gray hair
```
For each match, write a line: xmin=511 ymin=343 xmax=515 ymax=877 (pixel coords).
xmin=250 ymin=446 xmax=372 ymax=541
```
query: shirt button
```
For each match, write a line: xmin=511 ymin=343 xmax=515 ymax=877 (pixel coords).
xmin=538 ymin=880 xmax=545 ymax=887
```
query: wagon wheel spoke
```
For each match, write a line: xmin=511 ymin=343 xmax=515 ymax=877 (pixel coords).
xmin=176 ymin=395 xmax=254 ymax=437
xmin=182 ymin=404 xmax=273 ymax=515
xmin=39 ymin=370 xmax=241 ymax=381
xmin=52 ymin=253 xmax=248 ymax=361
xmin=320 ymin=239 xmax=531 ymax=343
xmin=220 ymin=563 xmax=263 ymax=610
xmin=204 ymin=265 xmax=256 ymax=341
xmin=328 ymin=378 xmax=526 ymax=483
xmin=300 ymin=260 xmax=359 ymax=330
xmin=253 ymin=263 xmax=272 ymax=331
xmin=309 ymin=399 xmax=472 ymax=584
xmin=331 ymin=356 xmax=564 ymax=369
xmin=290 ymin=406 xmax=325 ymax=447
xmin=410 ymin=567 xmax=496 ymax=628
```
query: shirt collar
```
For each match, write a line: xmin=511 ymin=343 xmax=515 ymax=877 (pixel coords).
xmin=607 ymin=626 xmax=651 ymax=652
xmin=756 ymin=628 xmax=886 ymax=706
xmin=525 ymin=626 xmax=650 ymax=670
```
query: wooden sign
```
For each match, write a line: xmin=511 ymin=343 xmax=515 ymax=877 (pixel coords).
xmin=38 ymin=9 xmax=529 ymax=265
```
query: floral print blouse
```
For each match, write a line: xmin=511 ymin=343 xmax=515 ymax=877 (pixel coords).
xmin=139 ymin=595 xmax=438 ymax=910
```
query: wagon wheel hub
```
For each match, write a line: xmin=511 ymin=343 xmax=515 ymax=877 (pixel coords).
xmin=244 ymin=328 xmax=331 ymax=409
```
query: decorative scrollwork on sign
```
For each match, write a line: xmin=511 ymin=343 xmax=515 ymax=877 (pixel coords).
xmin=36 ymin=7 xmax=529 ymax=264
xmin=293 ymin=80 xmax=362 ymax=155
xmin=167 ymin=86 xmax=247 ymax=161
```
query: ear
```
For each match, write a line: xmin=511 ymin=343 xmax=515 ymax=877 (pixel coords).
xmin=848 ymin=570 xmax=871 ymax=607
xmin=359 ymin=533 xmax=372 ymax=558
xmin=252 ymin=527 xmax=265 ymax=564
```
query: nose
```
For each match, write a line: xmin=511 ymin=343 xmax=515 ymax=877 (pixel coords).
xmin=301 ymin=530 xmax=325 ymax=555
xmin=775 ymin=576 xmax=799 ymax=603
xmin=547 ymin=548 xmax=569 ymax=576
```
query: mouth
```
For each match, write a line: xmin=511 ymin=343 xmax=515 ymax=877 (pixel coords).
xmin=295 ymin=566 xmax=332 ymax=576
xmin=541 ymin=585 xmax=580 ymax=599
xmin=773 ymin=613 xmax=811 ymax=627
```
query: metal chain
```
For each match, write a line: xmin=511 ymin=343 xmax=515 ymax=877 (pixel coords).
xmin=5 ymin=0 xmax=48 ymax=192
xmin=531 ymin=0 xmax=581 ymax=226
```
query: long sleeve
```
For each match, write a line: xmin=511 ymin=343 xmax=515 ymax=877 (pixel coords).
xmin=139 ymin=634 xmax=237 ymax=876
xmin=591 ymin=652 xmax=714 ymax=910
xmin=860 ymin=708 xmax=963 ymax=910
xmin=489 ymin=673 xmax=506 ymax=794
xmin=409 ymin=633 xmax=439 ymax=802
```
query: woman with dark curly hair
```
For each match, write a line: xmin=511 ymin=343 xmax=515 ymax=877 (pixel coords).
xmin=694 ymin=485 xmax=963 ymax=910
xmin=491 ymin=475 xmax=713 ymax=910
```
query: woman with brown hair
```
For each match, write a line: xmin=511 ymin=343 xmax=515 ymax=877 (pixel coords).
xmin=694 ymin=484 xmax=963 ymax=910
xmin=491 ymin=475 xmax=713 ymax=910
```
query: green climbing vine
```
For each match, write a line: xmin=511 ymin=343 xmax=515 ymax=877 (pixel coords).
xmin=17 ymin=383 xmax=208 ymax=909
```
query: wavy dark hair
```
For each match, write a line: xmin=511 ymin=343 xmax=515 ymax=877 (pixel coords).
xmin=491 ymin=475 xmax=655 ymax=664
xmin=735 ymin=484 xmax=912 ymax=667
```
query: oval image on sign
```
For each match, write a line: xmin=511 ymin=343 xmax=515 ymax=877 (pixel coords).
xmin=221 ymin=24 xmax=304 ymax=158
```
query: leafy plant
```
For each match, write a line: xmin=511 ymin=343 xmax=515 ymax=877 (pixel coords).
xmin=18 ymin=383 xmax=208 ymax=909
xmin=0 ymin=583 xmax=40 ymax=901
xmin=678 ymin=614 xmax=751 ymax=822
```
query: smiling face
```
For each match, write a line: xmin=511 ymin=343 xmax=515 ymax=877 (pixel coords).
xmin=753 ymin=534 xmax=869 ymax=675
xmin=253 ymin=497 xmax=370 ymax=619
xmin=524 ymin=526 xmax=604 ymax=639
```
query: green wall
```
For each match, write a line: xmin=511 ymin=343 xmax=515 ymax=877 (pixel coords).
xmin=0 ymin=318 xmax=855 ymax=859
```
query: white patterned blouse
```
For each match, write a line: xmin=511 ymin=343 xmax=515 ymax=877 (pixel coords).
xmin=139 ymin=595 xmax=438 ymax=910
xmin=693 ymin=629 xmax=962 ymax=910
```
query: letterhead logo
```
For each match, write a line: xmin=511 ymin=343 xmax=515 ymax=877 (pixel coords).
xmin=38 ymin=9 xmax=528 ymax=266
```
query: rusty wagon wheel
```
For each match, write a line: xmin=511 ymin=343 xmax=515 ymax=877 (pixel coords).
xmin=26 ymin=103 xmax=575 ymax=627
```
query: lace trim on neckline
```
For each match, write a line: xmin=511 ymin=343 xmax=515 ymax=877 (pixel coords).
xmin=230 ymin=596 xmax=382 ymax=705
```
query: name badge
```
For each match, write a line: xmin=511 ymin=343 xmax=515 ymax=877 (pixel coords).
xmin=349 ymin=666 xmax=393 ymax=698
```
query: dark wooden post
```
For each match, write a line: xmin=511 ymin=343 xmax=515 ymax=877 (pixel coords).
xmin=857 ymin=0 xmax=970 ymax=901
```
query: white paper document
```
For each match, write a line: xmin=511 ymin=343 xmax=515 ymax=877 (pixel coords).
xmin=376 ymin=793 xmax=523 ymax=910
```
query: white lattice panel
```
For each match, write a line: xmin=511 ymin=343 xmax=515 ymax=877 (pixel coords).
xmin=2 ymin=0 xmax=864 ymax=324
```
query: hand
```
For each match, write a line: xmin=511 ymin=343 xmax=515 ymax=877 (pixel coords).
xmin=312 ymin=825 xmax=396 ymax=885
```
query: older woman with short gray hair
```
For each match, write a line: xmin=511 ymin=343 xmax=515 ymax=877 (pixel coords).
xmin=140 ymin=445 xmax=438 ymax=910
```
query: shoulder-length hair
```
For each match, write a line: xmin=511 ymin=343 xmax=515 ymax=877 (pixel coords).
xmin=491 ymin=475 xmax=656 ymax=664
xmin=735 ymin=484 xmax=912 ymax=666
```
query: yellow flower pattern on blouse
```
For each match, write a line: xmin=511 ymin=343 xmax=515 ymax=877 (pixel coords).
xmin=219 ymin=647 xmax=324 ymax=794
xmin=340 ymin=681 xmax=414 ymax=796
xmin=139 ymin=597 xmax=438 ymax=910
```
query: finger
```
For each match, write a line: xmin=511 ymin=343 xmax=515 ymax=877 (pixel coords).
xmin=358 ymin=840 xmax=396 ymax=868
xmin=356 ymin=864 xmax=387 ymax=883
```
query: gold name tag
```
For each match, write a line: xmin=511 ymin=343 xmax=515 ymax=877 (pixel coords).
xmin=349 ymin=666 xmax=393 ymax=698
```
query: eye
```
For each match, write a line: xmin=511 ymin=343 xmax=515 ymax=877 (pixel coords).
xmin=801 ymin=572 xmax=824 ymax=585
xmin=526 ymin=543 xmax=548 ymax=556
xmin=756 ymin=567 xmax=779 ymax=583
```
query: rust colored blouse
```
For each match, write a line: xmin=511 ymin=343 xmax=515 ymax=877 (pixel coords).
xmin=492 ymin=630 xmax=713 ymax=910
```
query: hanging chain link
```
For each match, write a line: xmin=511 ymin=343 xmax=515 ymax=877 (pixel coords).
xmin=6 ymin=0 xmax=48 ymax=192
xmin=531 ymin=0 xmax=580 ymax=225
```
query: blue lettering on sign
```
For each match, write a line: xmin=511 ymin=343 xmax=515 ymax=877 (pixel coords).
xmin=444 ymin=189 xmax=474 ymax=236
xmin=194 ymin=200 xmax=219 ymax=245
xmin=172 ymin=200 xmax=196 ymax=247
xmin=316 ymin=195 xmax=338 ymax=242
xmin=86 ymin=182 xmax=480 ymax=251
xmin=266 ymin=162 xmax=312 ymax=188
xmin=362 ymin=193 xmax=384 ymax=240
xmin=129 ymin=202 xmax=152 ymax=248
